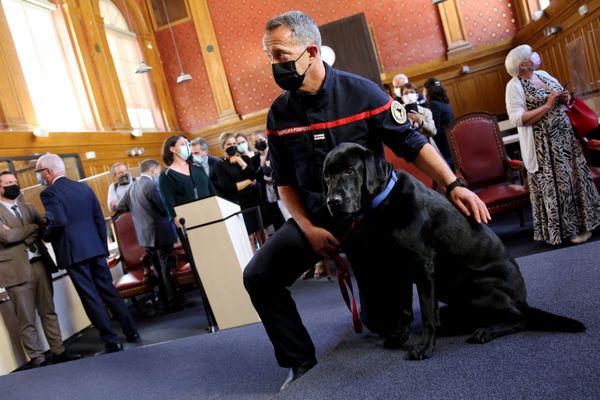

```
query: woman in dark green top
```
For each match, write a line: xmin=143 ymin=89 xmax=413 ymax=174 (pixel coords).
xmin=158 ymin=135 xmax=215 ymax=224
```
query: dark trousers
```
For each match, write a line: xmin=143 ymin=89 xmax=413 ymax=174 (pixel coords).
xmin=243 ymin=219 xmax=412 ymax=368
xmin=145 ymin=245 xmax=177 ymax=306
xmin=67 ymin=256 xmax=137 ymax=344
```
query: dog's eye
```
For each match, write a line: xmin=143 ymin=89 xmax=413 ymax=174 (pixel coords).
xmin=344 ymin=167 xmax=354 ymax=175
xmin=323 ymin=172 xmax=330 ymax=180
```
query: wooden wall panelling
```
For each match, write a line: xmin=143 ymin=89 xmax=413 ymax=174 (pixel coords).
xmin=0 ymin=3 xmax=37 ymax=130
xmin=192 ymin=109 xmax=267 ymax=154
xmin=0 ymin=131 xmax=171 ymax=178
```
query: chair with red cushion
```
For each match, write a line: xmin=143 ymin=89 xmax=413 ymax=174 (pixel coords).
xmin=446 ymin=112 xmax=530 ymax=225
xmin=172 ymin=244 xmax=197 ymax=288
xmin=111 ymin=212 xmax=158 ymax=314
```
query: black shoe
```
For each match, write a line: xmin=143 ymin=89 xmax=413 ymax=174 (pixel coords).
xmin=52 ymin=351 xmax=82 ymax=363
xmin=94 ymin=342 xmax=123 ymax=356
xmin=280 ymin=360 xmax=317 ymax=391
xmin=126 ymin=333 xmax=141 ymax=343
xmin=20 ymin=359 xmax=49 ymax=370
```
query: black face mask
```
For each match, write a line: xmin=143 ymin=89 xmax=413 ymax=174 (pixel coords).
xmin=3 ymin=184 xmax=20 ymax=200
xmin=272 ymin=48 xmax=311 ymax=91
xmin=225 ymin=146 xmax=238 ymax=157
xmin=255 ymin=141 xmax=268 ymax=151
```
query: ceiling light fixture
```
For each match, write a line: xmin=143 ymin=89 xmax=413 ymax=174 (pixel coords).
xmin=159 ymin=0 xmax=192 ymax=84
xmin=121 ymin=0 xmax=152 ymax=74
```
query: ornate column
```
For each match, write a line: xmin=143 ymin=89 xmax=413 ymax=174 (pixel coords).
xmin=437 ymin=0 xmax=474 ymax=59
xmin=187 ymin=0 xmax=239 ymax=124
xmin=60 ymin=0 xmax=130 ymax=130
xmin=0 ymin=4 xmax=37 ymax=130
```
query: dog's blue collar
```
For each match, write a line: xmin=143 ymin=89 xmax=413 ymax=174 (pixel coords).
xmin=370 ymin=171 xmax=397 ymax=209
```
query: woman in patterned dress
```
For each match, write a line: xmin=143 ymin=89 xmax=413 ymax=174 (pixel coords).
xmin=505 ymin=44 xmax=600 ymax=245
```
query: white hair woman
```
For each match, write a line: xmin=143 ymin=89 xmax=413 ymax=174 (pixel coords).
xmin=505 ymin=44 xmax=600 ymax=245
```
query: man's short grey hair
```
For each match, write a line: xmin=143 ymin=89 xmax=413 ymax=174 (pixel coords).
xmin=110 ymin=162 xmax=127 ymax=176
xmin=264 ymin=11 xmax=322 ymax=52
xmin=190 ymin=137 xmax=209 ymax=151
xmin=37 ymin=154 xmax=65 ymax=173
xmin=140 ymin=159 xmax=160 ymax=173
xmin=505 ymin=44 xmax=532 ymax=77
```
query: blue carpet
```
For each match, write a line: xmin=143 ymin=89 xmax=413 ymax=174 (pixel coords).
xmin=1 ymin=241 xmax=599 ymax=400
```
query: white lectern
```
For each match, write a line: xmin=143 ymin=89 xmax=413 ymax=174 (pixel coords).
xmin=175 ymin=196 xmax=260 ymax=330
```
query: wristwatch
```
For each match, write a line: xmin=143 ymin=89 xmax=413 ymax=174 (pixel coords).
xmin=445 ymin=178 xmax=466 ymax=197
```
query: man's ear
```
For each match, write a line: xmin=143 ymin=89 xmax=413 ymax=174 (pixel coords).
xmin=307 ymin=44 xmax=319 ymax=60
xmin=364 ymin=149 xmax=392 ymax=197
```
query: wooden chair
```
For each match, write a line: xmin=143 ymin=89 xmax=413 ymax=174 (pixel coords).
xmin=111 ymin=212 xmax=158 ymax=314
xmin=446 ymin=112 xmax=530 ymax=225
xmin=172 ymin=244 xmax=196 ymax=287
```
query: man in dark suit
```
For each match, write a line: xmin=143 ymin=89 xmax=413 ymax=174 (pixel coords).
xmin=191 ymin=136 xmax=222 ymax=191
xmin=116 ymin=159 xmax=180 ymax=312
xmin=35 ymin=154 xmax=139 ymax=355
xmin=0 ymin=171 xmax=80 ymax=367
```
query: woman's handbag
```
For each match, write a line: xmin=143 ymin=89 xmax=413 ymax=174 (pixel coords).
xmin=567 ymin=97 xmax=598 ymax=138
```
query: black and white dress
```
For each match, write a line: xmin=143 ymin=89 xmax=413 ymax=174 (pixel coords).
xmin=521 ymin=75 xmax=600 ymax=244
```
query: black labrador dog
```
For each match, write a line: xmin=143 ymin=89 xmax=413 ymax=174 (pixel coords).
xmin=323 ymin=143 xmax=585 ymax=360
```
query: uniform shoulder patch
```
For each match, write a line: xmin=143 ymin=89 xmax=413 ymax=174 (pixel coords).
xmin=391 ymin=100 xmax=407 ymax=125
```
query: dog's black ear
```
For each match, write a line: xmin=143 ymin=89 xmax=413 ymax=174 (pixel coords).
xmin=364 ymin=148 xmax=393 ymax=198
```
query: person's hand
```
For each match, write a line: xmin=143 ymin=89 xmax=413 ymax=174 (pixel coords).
xmin=545 ymin=90 xmax=560 ymax=109
xmin=109 ymin=200 xmax=117 ymax=209
xmin=448 ymin=186 xmax=491 ymax=224
xmin=174 ymin=217 xmax=182 ymax=229
xmin=558 ymin=90 xmax=570 ymax=104
xmin=2 ymin=224 xmax=10 ymax=231
xmin=407 ymin=111 xmax=422 ymax=126
xmin=230 ymin=156 xmax=247 ymax=169
xmin=303 ymin=225 xmax=340 ymax=259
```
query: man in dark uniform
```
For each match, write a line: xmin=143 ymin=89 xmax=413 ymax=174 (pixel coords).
xmin=243 ymin=11 xmax=490 ymax=391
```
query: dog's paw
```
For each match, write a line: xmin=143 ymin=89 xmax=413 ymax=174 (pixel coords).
xmin=406 ymin=345 xmax=433 ymax=360
xmin=466 ymin=328 xmax=491 ymax=344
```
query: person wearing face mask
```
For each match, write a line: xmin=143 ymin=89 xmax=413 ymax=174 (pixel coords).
xmin=158 ymin=135 xmax=215 ymax=227
xmin=116 ymin=159 xmax=181 ymax=312
xmin=392 ymin=73 xmax=425 ymax=105
xmin=401 ymin=83 xmax=440 ymax=154
xmin=107 ymin=162 xmax=135 ymax=212
xmin=246 ymin=11 xmax=490 ymax=391
xmin=190 ymin=136 xmax=222 ymax=191
xmin=505 ymin=44 xmax=600 ymax=245
xmin=35 ymin=154 xmax=139 ymax=356
xmin=252 ymin=130 xmax=285 ymax=232
xmin=423 ymin=77 xmax=455 ymax=169
xmin=0 ymin=171 xmax=81 ymax=368
xmin=213 ymin=132 xmax=265 ymax=251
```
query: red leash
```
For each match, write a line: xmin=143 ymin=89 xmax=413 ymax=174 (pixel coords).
xmin=332 ymin=219 xmax=362 ymax=333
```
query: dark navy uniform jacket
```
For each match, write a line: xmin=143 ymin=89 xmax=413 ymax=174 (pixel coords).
xmin=266 ymin=62 xmax=427 ymax=224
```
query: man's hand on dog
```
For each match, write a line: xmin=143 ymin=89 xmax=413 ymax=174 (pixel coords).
xmin=448 ymin=186 xmax=491 ymax=224
xmin=304 ymin=225 xmax=340 ymax=259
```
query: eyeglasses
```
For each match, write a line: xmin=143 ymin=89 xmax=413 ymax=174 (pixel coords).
xmin=34 ymin=168 xmax=48 ymax=174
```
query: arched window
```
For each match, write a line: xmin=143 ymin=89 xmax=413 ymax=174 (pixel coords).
xmin=1 ymin=0 xmax=94 ymax=131
xmin=100 ymin=0 xmax=158 ymax=131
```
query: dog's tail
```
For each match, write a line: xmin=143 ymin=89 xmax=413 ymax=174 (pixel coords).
xmin=524 ymin=307 xmax=586 ymax=332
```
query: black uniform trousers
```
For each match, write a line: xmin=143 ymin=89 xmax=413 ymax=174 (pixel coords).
xmin=243 ymin=218 xmax=410 ymax=368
